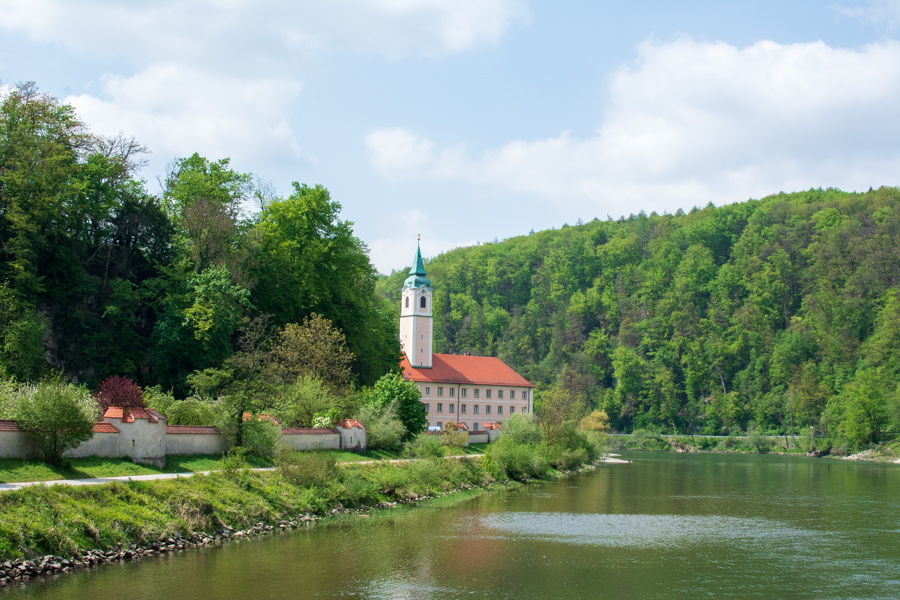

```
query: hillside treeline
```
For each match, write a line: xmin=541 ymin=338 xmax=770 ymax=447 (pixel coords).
xmin=0 ymin=82 xmax=399 ymax=394
xmin=377 ymin=187 xmax=900 ymax=450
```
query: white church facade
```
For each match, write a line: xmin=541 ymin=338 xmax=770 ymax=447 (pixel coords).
xmin=399 ymin=244 xmax=534 ymax=432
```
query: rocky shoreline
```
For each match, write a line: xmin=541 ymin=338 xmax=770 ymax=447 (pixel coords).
xmin=0 ymin=461 xmax=607 ymax=590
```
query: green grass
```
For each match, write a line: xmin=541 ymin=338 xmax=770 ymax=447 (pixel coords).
xmin=0 ymin=454 xmax=275 ymax=483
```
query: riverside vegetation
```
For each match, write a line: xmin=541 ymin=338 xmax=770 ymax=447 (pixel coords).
xmin=0 ymin=413 xmax=604 ymax=585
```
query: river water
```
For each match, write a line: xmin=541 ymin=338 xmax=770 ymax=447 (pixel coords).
xmin=5 ymin=452 xmax=900 ymax=599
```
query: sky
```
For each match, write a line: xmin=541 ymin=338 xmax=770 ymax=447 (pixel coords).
xmin=2 ymin=0 xmax=900 ymax=274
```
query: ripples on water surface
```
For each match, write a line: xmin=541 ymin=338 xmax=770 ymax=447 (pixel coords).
xmin=5 ymin=452 xmax=900 ymax=600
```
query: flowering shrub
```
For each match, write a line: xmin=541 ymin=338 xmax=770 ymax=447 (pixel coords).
xmin=95 ymin=376 xmax=146 ymax=410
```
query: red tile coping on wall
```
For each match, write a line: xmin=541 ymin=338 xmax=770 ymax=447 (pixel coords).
xmin=242 ymin=412 xmax=282 ymax=425
xmin=483 ymin=422 xmax=502 ymax=430
xmin=282 ymin=427 xmax=339 ymax=435
xmin=92 ymin=422 xmax=119 ymax=433
xmin=102 ymin=407 xmax=164 ymax=424
xmin=166 ymin=425 xmax=221 ymax=435
xmin=336 ymin=419 xmax=364 ymax=429
xmin=0 ymin=419 xmax=23 ymax=432
xmin=400 ymin=353 xmax=535 ymax=387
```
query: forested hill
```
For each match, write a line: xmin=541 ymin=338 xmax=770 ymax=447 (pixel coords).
xmin=377 ymin=188 xmax=900 ymax=447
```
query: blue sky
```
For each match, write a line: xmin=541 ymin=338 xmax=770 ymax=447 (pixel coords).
xmin=2 ymin=0 xmax=899 ymax=273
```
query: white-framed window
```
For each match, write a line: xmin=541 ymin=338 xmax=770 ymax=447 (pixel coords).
xmin=510 ymin=406 xmax=516 ymax=414
xmin=449 ymin=404 xmax=455 ymax=413
xmin=461 ymin=404 xmax=467 ymax=414
xmin=425 ymin=386 xmax=430 ymax=396
xmin=474 ymin=389 xmax=480 ymax=399
xmin=473 ymin=423 xmax=479 ymax=431
xmin=486 ymin=389 xmax=492 ymax=399
xmin=474 ymin=405 xmax=480 ymax=414
xmin=438 ymin=387 xmax=443 ymax=397
xmin=462 ymin=388 xmax=467 ymax=398
xmin=424 ymin=403 xmax=430 ymax=412
xmin=498 ymin=406 xmax=503 ymax=415
xmin=498 ymin=390 xmax=504 ymax=400
xmin=449 ymin=388 xmax=455 ymax=397
xmin=437 ymin=403 xmax=443 ymax=413
xmin=437 ymin=422 xmax=442 ymax=428
xmin=522 ymin=391 xmax=527 ymax=400
xmin=485 ymin=405 xmax=491 ymax=415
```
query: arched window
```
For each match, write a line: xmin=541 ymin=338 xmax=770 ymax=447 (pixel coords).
xmin=405 ymin=297 xmax=409 ymax=308
xmin=420 ymin=296 xmax=427 ymax=309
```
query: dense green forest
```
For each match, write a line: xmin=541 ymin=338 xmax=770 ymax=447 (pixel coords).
xmin=377 ymin=187 xmax=900 ymax=450
xmin=0 ymin=82 xmax=399 ymax=395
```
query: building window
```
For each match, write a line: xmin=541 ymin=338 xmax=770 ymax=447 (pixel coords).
xmin=437 ymin=403 xmax=443 ymax=413
xmin=461 ymin=404 xmax=467 ymax=414
xmin=485 ymin=405 xmax=491 ymax=415
xmin=510 ymin=406 xmax=515 ymax=414
xmin=425 ymin=386 xmax=430 ymax=396
xmin=405 ymin=297 xmax=409 ymax=308
xmin=486 ymin=389 xmax=492 ymax=399
xmin=437 ymin=422 xmax=442 ymax=429
xmin=474 ymin=389 xmax=480 ymax=399
xmin=498 ymin=390 xmax=504 ymax=400
xmin=438 ymin=387 xmax=443 ymax=397
xmin=462 ymin=388 xmax=467 ymax=398
xmin=498 ymin=406 xmax=503 ymax=415
xmin=449 ymin=388 xmax=455 ymax=397
xmin=449 ymin=404 xmax=455 ymax=414
xmin=473 ymin=423 xmax=478 ymax=431
xmin=420 ymin=296 xmax=427 ymax=309
xmin=424 ymin=403 xmax=430 ymax=412
xmin=522 ymin=391 xmax=527 ymax=400
xmin=474 ymin=405 xmax=479 ymax=414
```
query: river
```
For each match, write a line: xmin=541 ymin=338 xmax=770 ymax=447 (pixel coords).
xmin=4 ymin=452 xmax=899 ymax=599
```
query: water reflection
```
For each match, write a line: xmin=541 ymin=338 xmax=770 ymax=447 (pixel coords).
xmin=472 ymin=512 xmax=814 ymax=548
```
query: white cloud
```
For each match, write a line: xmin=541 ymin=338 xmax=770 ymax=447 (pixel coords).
xmin=65 ymin=63 xmax=306 ymax=180
xmin=366 ymin=38 xmax=900 ymax=215
xmin=837 ymin=0 xmax=900 ymax=28
xmin=0 ymin=0 xmax=528 ymax=64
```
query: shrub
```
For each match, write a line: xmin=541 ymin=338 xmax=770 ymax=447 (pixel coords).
xmin=355 ymin=400 xmax=406 ymax=450
xmin=219 ymin=446 xmax=250 ymax=486
xmin=95 ymin=376 xmax=145 ymax=411
xmin=403 ymin=433 xmax=445 ymax=458
xmin=165 ymin=397 xmax=220 ymax=426
xmin=501 ymin=412 xmax=542 ymax=445
xmin=16 ymin=381 xmax=99 ymax=464
xmin=551 ymin=447 xmax=589 ymax=471
xmin=441 ymin=421 xmax=468 ymax=455
xmin=487 ymin=436 xmax=548 ymax=481
xmin=276 ymin=448 xmax=338 ymax=488
xmin=748 ymin=430 xmax=772 ymax=454
xmin=240 ymin=419 xmax=282 ymax=457
xmin=629 ymin=428 xmax=668 ymax=450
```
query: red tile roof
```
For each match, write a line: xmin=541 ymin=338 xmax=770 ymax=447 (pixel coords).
xmin=0 ymin=419 xmax=23 ymax=432
xmin=483 ymin=422 xmax=502 ymax=430
xmin=336 ymin=419 xmax=364 ymax=429
xmin=166 ymin=425 xmax=221 ymax=435
xmin=92 ymin=422 xmax=118 ymax=433
xmin=242 ymin=412 xmax=282 ymax=425
xmin=400 ymin=353 xmax=534 ymax=388
xmin=102 ymin=407 xmax=164 ymax=423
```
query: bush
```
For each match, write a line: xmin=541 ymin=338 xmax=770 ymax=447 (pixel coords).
xmin=240 ymin=419 xmax=282 ymax=457
xmin=355 ymin=400 xmax=406 ymax=450
xmin=487 ymin=436 xmax=548 ymax=481
xmin=550 ymin=447 xmax=589 ymax=471
xmin=501 ymin=412 xmax=542 ymax=445
xmin=276 ymin=448 xmax=338 ymax=488
xmin=219 ymin=446 xmax=250 ymax=486
xmin=403 ymin=433 xmax=445 ymax=459
xmin=748 ymin=430 xmax=772 ymax=454
xmin=629 ymin=428 xmax=668 ymax=451
xmin=165 ymin=397 xmax=220 ymax=426
xmin=16 ymin=381 xmax=99 ymax=464
xmin=95 ymin=376 xmax=145 ymax=411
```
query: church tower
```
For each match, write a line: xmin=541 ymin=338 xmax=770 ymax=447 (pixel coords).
xmin=399 ymin=241 xmax=433 ymax=368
